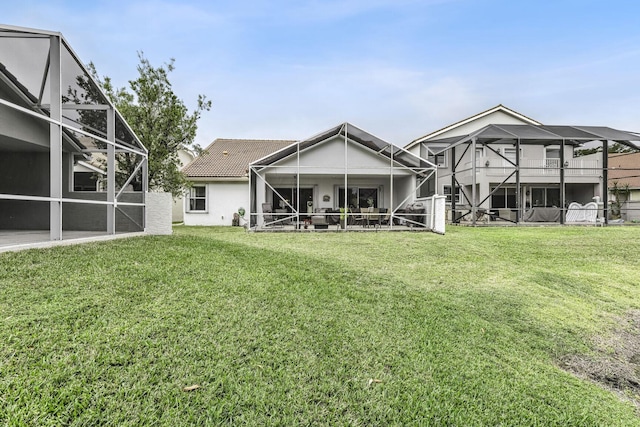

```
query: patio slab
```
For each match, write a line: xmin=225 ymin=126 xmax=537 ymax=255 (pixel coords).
xmin=0 ymin=230 xmax=146 ymax=253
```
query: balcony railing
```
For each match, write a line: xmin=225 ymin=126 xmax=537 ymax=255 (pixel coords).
xmin=455 ymin=157 xmax=600 ymax=178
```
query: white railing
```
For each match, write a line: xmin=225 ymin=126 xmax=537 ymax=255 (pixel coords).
xmin=456 ymin=157 xmax=600 ymax=178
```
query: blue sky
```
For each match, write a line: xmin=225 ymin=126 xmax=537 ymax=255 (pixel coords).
xmin=4 ymin=0 xmax=640 ymax=147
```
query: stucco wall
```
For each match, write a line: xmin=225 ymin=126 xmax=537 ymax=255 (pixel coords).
xmin=274 ymin=136 xmax=413 ymax=176
xmin=184 ymin=181 xmax=248 ymax=226
xmin=145 ymin=192 xmax=172 ymax=235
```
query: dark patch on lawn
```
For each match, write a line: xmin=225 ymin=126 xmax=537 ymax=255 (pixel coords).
xmin=560 ymin=310 xmax=640 ymax=408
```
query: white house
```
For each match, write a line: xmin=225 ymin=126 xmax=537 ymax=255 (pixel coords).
xmin=405 ymin=105 xmax=640 ymax=224
xmin=248 ymin=123 xmax=439 ymax=230
xmin=183 ymin=138 xmax=295 ymax=226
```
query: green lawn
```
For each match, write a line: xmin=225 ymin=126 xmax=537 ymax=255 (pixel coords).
xmin=1 ymin=226 xmax=640 ymax=426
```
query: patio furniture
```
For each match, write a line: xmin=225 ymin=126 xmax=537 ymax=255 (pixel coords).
xmin=522 ymin=207 xmax=560 ymax=222
xmin=379 ymin=208 xmax=390 ymax=225
xmin=311 ymin=211 xmax=329 ymax=229
xmin=565 ymin=202 xmax=598 ymax=223
xmin=368 ymin=208 xmax=380 ymax=227
xmin=262 ymin=203 xmax=283 ymax=228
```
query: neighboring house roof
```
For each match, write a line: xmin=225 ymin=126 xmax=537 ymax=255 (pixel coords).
xmin=406 ymin=104 xmax=542 ymax=149
xmin=425 ymin=124 xmax=640 ymax=153
xmin=183 ymin=138 xmax=296 ymax=178
xmin=609 ymin=152 xmax=640 ymax=189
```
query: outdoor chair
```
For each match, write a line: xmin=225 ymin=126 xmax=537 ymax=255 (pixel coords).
xmin=261 ymin=203 xmax=283 ymax=228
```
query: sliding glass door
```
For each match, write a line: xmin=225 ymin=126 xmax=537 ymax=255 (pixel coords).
xmin=338 ymin=187 xmax=378 ymax=209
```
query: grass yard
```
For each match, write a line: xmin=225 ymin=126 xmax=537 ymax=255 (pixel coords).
xmin=1 ymin=226 xmax=640 ymax=425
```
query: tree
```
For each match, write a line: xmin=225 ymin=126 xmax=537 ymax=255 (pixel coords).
xmin=574 ymin=142 xmax=634 ymax=157
xmin=89 ymin=53 xmax=211 ymax=196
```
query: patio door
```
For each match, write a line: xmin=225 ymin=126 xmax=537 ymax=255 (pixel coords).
xmin=273 ymin=187 xmax=314 ymax=216
xmin=338 ymin=187 xmax=378 ymax=208
xmin=531 ymin=187 xmax=560 ymax=207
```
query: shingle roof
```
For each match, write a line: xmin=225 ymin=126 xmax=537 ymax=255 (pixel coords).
xmin=183 ymin=139 xmax=296 ymax=178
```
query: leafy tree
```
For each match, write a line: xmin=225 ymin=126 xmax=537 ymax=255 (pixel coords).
xmin=88 ymin=53 xmax=211 ymax=196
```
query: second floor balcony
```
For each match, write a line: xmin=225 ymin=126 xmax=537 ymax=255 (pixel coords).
xmin=454 ymin=157 xmax=601 ymax=180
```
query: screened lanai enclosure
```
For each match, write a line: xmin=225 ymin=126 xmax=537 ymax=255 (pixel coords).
xmin=248 ymin=123 xmax=445 ymax=232
xmin=0 ymin=25 xmax=148 ymax=248
xmin=421 ymin=124 xmax=640 ymax=226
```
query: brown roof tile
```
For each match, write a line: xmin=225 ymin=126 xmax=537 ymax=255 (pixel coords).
xmin=183 ymin=139 xmax=296 ymax=178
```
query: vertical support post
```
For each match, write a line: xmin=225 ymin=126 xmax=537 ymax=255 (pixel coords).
xmin=107 ymin=108 xmax=116 ymax=234
xmin=603 ymin=140 xmax=609 ymax=225
xmin=248 ymin=167 xmax=253 ymax=228
xmin=343 ymin=124 xmax=348 ymax=231
xmin=451 ymin=145 xmax=457 ymax=223
xmin=49 ymin=35 xmax=62 ymax=241
xmin=142 ymin=156 xmax=148 ymax=230
xmin=515 ymin=138 xmax=521 ymax=223
xmin=390 ymin=142 xmax=394 ymax=229
xmin=471 ymin=137 xmax=477 ymax=225
xmin=560 ymin=139 xmax=565 ymax=224
xmin=296 ymin=140 xmax=300 ymax=226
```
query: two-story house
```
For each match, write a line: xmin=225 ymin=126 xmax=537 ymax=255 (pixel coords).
xmin=405 ymin=105 xmax=640 ymax=224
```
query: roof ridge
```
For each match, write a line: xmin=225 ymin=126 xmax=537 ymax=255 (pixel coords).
xmin=405 ymin=104 xmax=542 ymax=149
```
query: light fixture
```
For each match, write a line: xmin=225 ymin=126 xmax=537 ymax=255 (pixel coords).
xmin=563 ymin=161 xmax=569 ymax=167
xmin=485 ymin=160 xmax=490 ymax=167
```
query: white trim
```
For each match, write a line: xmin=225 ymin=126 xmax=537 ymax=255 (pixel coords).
xmin=186 ymin=185 xmax=208 ymax=213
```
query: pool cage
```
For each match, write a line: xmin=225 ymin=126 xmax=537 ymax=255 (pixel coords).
xmin=421 ymin=124 xmax=640 ymax=225
xmin=0 ymin=25 xmax=148 ymax=244
xmin=248 ymin=123 xmax=441 ymax=231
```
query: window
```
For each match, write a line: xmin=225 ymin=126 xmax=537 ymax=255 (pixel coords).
xmin=338 ymin=187 xmax=378 ymax=208
xmin=272 ymin=187 xmax=313 ymax=213
xmin=443 ymin=185 xmax=460 ymax=203
xmin=545 ymin=147 xmax=561 ymax=168
xmin=503 ymin=148 xmax=517 ymax=164
xmin=531 ymin=187 xmax=560 ymax=207
xmin=491 ymin=186 xmax=517 ymax=209
xmin=188 ymin=186 xmax=207 ymax=211
xmin=427 ymin=151 xmax=446 ymax=167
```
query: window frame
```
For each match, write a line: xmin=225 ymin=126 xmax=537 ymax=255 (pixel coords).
xmin=187 ymin=185 xmax=208 ymax=213
xmin=443 ymin=185 xmax=461 ymax=204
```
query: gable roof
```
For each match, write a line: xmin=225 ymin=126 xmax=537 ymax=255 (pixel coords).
xmin=405 ymin=104 xmax=542 ymax=150
xmin=250 ymin=122 xmax=433 ymax=171
xmin=183 ymin=138 xmax=296 ymax=178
